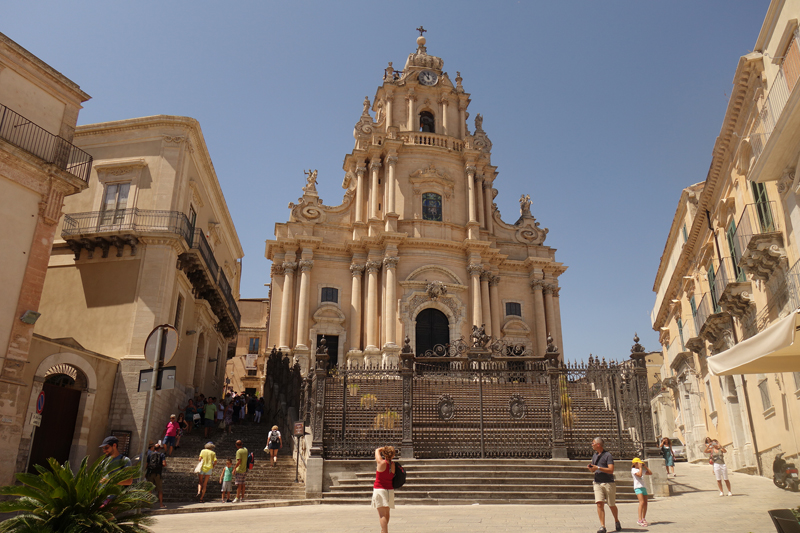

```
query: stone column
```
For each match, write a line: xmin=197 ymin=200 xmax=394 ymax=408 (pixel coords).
xmin=385 ymin=155 xmax=398 ymax=232
xmin=355 ymin=165 xmax=366 ymax=223
xmin=489 ymin=275 xmax=501 ymax=340
xmin=385 ymin=91 xmax=393 ymax=132
xmin=440 ymin=96 xmax=449 ymax=136
xmin=458 ymin=102 xmax=467 ymax=138
xmin=348 ymin=263 xmax=365 ymax=355
xmin=383 ymin=256 xmax=399 ymax=347
xmin=480 ymin=270 xmax=492 ymax=337
xmin=406 ymin=92 xmax=416 ymax=131
xmin=530 ymin=279 xmax=547 ymax=357
xmin=279 ymin=261 xmax=297 ymax=349
xmin=543 ymin=283 xmax=557 ymax=347
xmin=365 ymin=260 xmax=382 ymax=351
xmin=475 ymin=175 xmax=485 ymax=229
xmin=295 ymin=259 xmax=314 ymax=349
xmin=468 ymin=263 xmax=483 ymax=327
xmin=552 ymin=286 xmax=563 ymax=359
xmin=369 ymin=159 xmax=381 ymax=220
xmin=465 ymin=165 xmax=477 ymax=224
xmin=483 ymin=181 xmax=494 ymax=234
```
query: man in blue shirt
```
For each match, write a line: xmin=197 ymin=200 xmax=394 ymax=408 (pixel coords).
xmin=587 ymin=437 xmax=620 ymax=533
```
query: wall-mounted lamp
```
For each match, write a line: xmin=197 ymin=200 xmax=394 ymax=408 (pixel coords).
xmin=20 ymin=310 xmax=41 ymax=325
xmin=186 ymin=330 xmax=197 ymax=335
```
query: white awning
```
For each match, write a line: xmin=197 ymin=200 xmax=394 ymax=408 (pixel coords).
xmin=708 ymin=309 xmax=800 ymax=375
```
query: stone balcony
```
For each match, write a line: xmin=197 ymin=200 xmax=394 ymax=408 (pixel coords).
xmin=61 ymin=208 xmax=240 ymax=337
xmin=734 ymin=202 xmax=786 ymax=281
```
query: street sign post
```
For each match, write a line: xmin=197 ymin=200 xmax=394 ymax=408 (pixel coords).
xmin=36 ymin=391 xmax=45 ymax=414
xmin=139 ymin=324 xmax=180 ymax=478
xmin=26 ymin=390 xmax=45 ymax=472
xmin=294 ymin=421 xmax=305 ymax=483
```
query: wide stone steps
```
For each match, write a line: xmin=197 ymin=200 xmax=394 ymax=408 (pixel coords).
xmin=323 ymin=459 xmax=637 ymax=505
xmin=159 ymin=419 xmax=304 ymax=502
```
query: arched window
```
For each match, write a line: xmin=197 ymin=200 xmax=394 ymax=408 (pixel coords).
xmin=419 ymin=111 xmax=435 ymax=133
xmin=422 ymin=192 xmax=442 ymax=221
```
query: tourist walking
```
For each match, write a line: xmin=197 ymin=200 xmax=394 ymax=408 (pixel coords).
xmin=660 ymin=437 xmax=675 ymax=477
xmin=176 ymin=413 xmax=187 ymax=448
xmin=146 ymin=442 xmax=167 ymax=509
xmin=196 ymin=442 xmax=217 ymax=503
xmin=204 ymin=398 xmax=217 ymax=438
xmin=588 ymin=437 xmax=620 ymax=533
xmin=264 ymin=425 xmax=282 ymax=467
xmin=219 ymin=459 xmax=234 ymax=503
xmin=631 ymin=457 xmax=652 ymax=526
xmin=224 ymin=400 xmax=234 ymax=434
xmin=184 ymin=399 xmax=198 ymax=433
xmin=164 ymin=414 xmax=180 ymax=457
xmin=707 ymin=440 xmax=732 ymax=496
xmin=99 ymin=435 xmax=132 ymax=486
xmin=254 ymin=398 xmax=264 ymax=423
xmin=372 ymin=445 xmax=396 ymax=533
xmin=233 ymin=440 xmax=248 ymax=503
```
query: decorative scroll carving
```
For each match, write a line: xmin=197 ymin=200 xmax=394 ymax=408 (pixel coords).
xmin=425 ymin=280 xmax=448 ymax=300
xmin=354 ymin=97 xmax=374 ymax=136
xmin=437 ymin=394 xmax=455 ymax=421
xmin=509 ymin=394 xmax=526 ymax=419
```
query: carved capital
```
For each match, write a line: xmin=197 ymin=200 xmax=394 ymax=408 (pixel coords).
xmin=489 ymin=275 xmax=501 ymax=287
xmin=383 ymin=256 xmax=399 ymax=270
xmin=350 ymin=263 xmax=365 ymax=276
xmin=299 ymin=259 xmax=314 ymax=272
xmin=356 ymin=166 xmax=367 ymax=178
xmin=369 ymin=159 xmax=382 ymax=171
xmin=480 ymin=270 xmax=492 ymax=282
xmin=385 ymin=155 xmax=398 ymax=166
xmin=271 ymin=263 xmax=285 ymax=277
xmin=475 ymin=174 xmax=485 ymax=184
xmin=542 ymin=283 xmax=557 ymax=296
xmin=467 ymin=263 xmax=483 ymax=276
xmin=465 ymin=165 xmax=477 ymax=177
xmin=530 ymin=279 xmax=545 ymax=291
xmin=778 ymin=169 xmax=796 ymax=196
xmin=282 ymin=261 xmax=298 ymax=274
xmin=366 ymin=260 xmax=382 ymax=273
xmin=552 ymin=287 xmax=561 ymax=297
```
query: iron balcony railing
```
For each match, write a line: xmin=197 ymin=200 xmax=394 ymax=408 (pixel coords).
xmin=0 ymin=103 xmax=93 ymax=182
xmin=62 ymin=208 xmax=193 ymax=239
xmin=750 ymin=29 xmax=800 ymax=163
xmin=742 ymin=257 xmax=800 ymax=339
xmin=693 ymin=292 xmax=715 ymax=335
xmin=187 ymin=229 xmax=240 ymax=328
xmin=733 ymin=201 xmax=779 ymax=258
xmin=711 ymin=256 xmax=746 ymax=304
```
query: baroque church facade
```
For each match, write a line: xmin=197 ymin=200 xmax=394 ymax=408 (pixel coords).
xmin=266 ymin=34 xmax=566 ymax=374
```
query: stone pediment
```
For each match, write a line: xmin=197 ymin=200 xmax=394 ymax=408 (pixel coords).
xmin=501 ymin=318 xmax=530 ymax=336
xmin=312 ymin=303 xmax=345 ymax=326
xmin=404 ymin=264 xmax=463 ymax=285
xmin=409 ymin=164 xmax=454 ymax=193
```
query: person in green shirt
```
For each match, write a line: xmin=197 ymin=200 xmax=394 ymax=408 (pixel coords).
xmin=204 ymin=399 xmax=217 ymax=438
xmin=219 ymin=459 xmax=234 ymax=503
xmin=232 ymin=440 xmax=248 ymax=503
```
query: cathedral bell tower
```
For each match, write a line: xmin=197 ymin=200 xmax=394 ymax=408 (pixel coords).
xmin=266 ymin=31 xmax=566 ymax=374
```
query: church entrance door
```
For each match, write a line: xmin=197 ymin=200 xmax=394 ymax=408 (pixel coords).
xmin=415 ymin=308 xmax=449 ymax=356
xmin=317 ymin=334 xmax=339 ymax=368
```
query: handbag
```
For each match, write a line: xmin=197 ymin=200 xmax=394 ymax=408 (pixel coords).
xmin=194 ymin=460 xmax=203 ymax=474
xmin=709 ymin=457 xmax=714 ymax=465
xmin=193 ymin=413 xmax=201 ymax=422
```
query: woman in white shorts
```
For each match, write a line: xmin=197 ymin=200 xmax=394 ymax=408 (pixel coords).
xmin=371 ymin=445 xmax=396 ymax=533
xmin=709 ymin=441 xmax=732 ymax=496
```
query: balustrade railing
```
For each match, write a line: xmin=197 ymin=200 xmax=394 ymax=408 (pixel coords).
xmin=398 ymin=131 xmax=464 ymax=151
xmin=733 ymin=201 xmax=779 ymax=257
xmin=0 ymin=103 xmax=93 ymax=182
xmin=750 ymin=30 xmax=800 ymax=163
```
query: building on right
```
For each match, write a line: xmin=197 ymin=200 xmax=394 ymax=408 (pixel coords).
xmin=650 ymin=0 xmax=800 ymax=476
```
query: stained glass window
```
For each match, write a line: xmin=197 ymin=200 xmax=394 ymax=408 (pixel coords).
xmin=422 ymin=192 xmax=442 ymax=221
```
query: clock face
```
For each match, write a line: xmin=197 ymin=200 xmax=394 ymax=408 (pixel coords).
xmin=418 ymin=70 xmax=439 ymax=86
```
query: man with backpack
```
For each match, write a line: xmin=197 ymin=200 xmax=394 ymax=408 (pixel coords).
xmin=232 ymin=440 xmax=248 ymax=503
xmin=145 ymin=442 xmax=167 ymax=508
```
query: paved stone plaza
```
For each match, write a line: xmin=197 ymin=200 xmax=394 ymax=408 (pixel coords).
xmin=149 ymin=463 xmax=799 ymax=532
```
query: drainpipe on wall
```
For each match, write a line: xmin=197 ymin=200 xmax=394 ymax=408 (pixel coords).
xmin=739 ymin=374 xmax=762 ymax=476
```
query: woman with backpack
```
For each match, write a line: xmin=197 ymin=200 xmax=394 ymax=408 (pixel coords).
xmin=372 ymin=446 xmax=396 ymax=533
xmin=264 ymin=425 xmax=282 ymax=467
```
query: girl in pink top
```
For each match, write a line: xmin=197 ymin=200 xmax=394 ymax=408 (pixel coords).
xmin=372 ymin=445 xmax=396 ymax=533
xmin=164 ymin=415 xmax=180 ymax=457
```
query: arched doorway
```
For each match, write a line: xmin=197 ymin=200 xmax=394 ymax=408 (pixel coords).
xmin=415 ymin=308 xmax=449 ymax=356
xmin=28 ymin=364 xmax=85 ymax=472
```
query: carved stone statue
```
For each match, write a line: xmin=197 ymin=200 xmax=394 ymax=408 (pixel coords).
xmin=304 ymin=169 xmax=318 ymax=192
xmin=474 ymin=113 xmax=483 ymax=132
xmin=384 ymin=62 xmax=395 ymax=81
xmin=425 ymin=280 xmax=448 ymax=300
xmin=471 ymin=324 xmax=490 ymax=348
xmin=362 ymin=96 xmax=371 ymax=116
xmin=519 ymin=194 xmax=531 ymax=217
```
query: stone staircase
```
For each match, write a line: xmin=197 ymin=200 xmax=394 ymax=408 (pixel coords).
xmin=160 ymin=420 xmax=305 ymax=502
xmin=323 ymin=459 xmax=639 ymax=505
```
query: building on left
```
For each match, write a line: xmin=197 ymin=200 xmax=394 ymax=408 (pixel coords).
xmin=0 ymin=32 xmax=92 ymax=485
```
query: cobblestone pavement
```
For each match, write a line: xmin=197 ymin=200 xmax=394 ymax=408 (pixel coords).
xmin=149 ymin=463 xmax=799 ymax=532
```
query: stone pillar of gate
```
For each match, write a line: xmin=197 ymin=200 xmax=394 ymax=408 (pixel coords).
xmin=400 ymin=336 xmax=414 ymax=459
xmin=545 ymin=337 xmax=568 ymax=459
xmin=306 ymin=339 xmax=329 ymax=498
xmin=630 ymin=334 xmax=658 ymax=456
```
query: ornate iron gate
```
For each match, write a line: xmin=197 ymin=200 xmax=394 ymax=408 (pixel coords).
xmin=309 ymin=335 xmax=654 ymax=461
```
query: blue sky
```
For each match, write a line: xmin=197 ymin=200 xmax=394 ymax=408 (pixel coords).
xmin=4 ymin=1 xmax=770 ymax=362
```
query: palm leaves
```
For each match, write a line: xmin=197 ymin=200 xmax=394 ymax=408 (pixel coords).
xmin=0 ymin=456 xmax=157 ymax=533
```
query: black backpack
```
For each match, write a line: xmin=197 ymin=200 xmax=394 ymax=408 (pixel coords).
xmin=247 ymin=452 xmax=255 ymax=470
xmin=392 ymin=462 xmax=406 ymax=489
xmin=146 ymin=451 xmax=162 ymax=475
xmin=269 ymin=432 xmax=279 ymax=444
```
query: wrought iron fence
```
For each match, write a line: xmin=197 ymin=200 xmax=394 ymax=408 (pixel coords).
xmin=694 ymin=292 xmax=714 ymax=335
xmin=742 ymin=257 xmax=800 ymax=338
xmin=0 ymin=103 xmax=92 ymax=182
xmin=187 ymin=228 xmax=240 ymax=328
xmin=312 ymin=347 xmax=649 ymax=460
